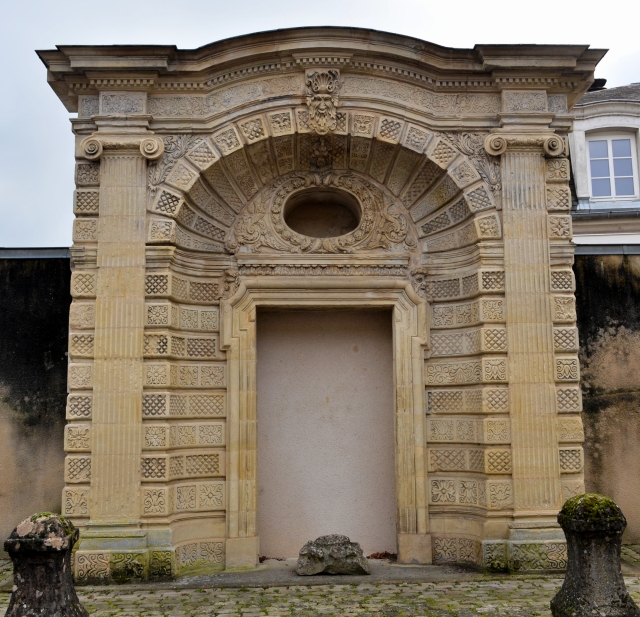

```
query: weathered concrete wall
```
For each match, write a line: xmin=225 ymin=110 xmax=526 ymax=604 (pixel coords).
xmin=575 ymin=254 xmax=640 ymax=542
xmin=0 ymin=258 xmax=70 ymax=552
xmin=256 ymin=309 xmax=396 ymax=558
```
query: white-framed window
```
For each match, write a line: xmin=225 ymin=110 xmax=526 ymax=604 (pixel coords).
xmin=587 ymin=133 xmax=638 ymax=199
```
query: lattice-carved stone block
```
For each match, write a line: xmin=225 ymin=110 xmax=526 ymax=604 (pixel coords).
xmin=550 ymin=270 xmax=575 ymax=292
xmin=377 ymin=117 xmax=404 ymax=143
xmin=559 ymin=447 xmax=583 ymax=473
xmin=238 ymin=116 xmax=267 ymax=143
xmin=554 ymin=327 xmax=578 ymax=352
xmin=141 ymin=456 xmax=168 ymax=481
xmin=142 ymin=393 xmax=169 ymax=417
xmin=556 ymin=387 xmax=582 ymax=413
xmin=546 ymin=185 xmax=571 ymax=211
xmin=74 ymin=190 xmax=100 ymax=215
xmin=485 ymin=449 xmax=512 ymax=474
xmin=65 ymin=455 xmax=91 ymax=483
xmin=427 ymin=138 xmax=457 ymax=169
xmin=71 ymin=272 xmax=96 ymax=298
xmin=66 ymin=395 xmax=92 ymax=419
xmin=69 ymin=333 xmax=94 ymax=358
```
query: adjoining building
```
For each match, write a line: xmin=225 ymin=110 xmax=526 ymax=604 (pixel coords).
xmin=570 ymin=82 xmax=640 ymax=245
xmin=4 ymin=27 xmax=607 ymax=580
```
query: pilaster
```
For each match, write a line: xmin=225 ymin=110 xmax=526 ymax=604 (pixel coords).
xmin=71 ymin=125 xmax=164 ymax=581
xmin=483 ymin=127 xmax=580 ymax=572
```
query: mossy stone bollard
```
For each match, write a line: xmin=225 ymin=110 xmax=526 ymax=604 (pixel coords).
xmin=551 ymin=494 xmax=640 ymax=617
xmin=4 ymin=513 xmax=89 ymax=617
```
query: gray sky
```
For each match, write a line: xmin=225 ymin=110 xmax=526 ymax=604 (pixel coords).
xmin=1 ymin=0 xmax=638 ymax=247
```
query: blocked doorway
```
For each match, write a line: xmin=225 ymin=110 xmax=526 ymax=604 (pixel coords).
xmin=256 ymin=309 xmax=397 ymax=558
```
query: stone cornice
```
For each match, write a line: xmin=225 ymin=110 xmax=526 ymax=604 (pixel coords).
xmin=37 ymin=27 xmax=606 ymax=112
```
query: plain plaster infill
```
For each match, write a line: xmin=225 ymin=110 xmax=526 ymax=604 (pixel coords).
xmin=256 ymin=309 xmax=396 ymax=558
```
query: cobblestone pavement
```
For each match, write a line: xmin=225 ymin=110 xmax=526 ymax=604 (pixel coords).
xmin=2 ymin=577 xmax=640 ymax=617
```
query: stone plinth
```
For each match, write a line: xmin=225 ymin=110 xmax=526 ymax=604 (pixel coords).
xmin=551 ymin=494 xmax=640 ymax=617
xmin=4 ymin=513 xmax=88 ymax=617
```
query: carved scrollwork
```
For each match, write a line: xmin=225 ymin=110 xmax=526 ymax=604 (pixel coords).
xmin=305 ymin=70 xmax=341 ymax=135
xmin=226 ymin=171 xmax=417 ymax=254
xmin=483 ymin=133 xmax=566 ymax=157
xmin=80 ymin=135 xmax=164 ymax=161
xmin=443 ymin=132 xmax=502 ymax=200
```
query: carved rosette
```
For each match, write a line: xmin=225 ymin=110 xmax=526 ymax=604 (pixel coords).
xmin=226 ymin=171 xmax=417 ymax=254
xmin=305 ymin=70 xmax=341 ymax=135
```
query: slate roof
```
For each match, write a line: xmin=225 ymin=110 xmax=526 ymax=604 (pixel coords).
xmin=578 ymin=83 xmax=640 ymax=105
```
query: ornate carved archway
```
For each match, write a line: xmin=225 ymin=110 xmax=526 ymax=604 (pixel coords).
xmin=39 ymin=27 xmax=603 ymax=580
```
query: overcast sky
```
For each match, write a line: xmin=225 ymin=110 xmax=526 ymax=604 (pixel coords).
xmin=1 ymin=0 xmax=638 ymax=247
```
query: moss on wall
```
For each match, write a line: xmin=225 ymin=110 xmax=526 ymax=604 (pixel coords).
xmin=575 ymin=255 xmax=640 ymax=542
xmin=0 ymin=258 xmax=70 ymax=551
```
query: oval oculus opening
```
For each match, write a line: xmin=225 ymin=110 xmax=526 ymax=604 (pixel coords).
xmin=284 ymin=188 xmax=361 ymax=239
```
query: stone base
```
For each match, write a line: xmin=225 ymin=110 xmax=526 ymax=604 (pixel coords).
xmin=225 ymin=536 xmax=259 ymax=570
xmin=397 ymin=533 xmax=432 ymax=565
xmin=482 ymin=538 xmax=568 ymax=573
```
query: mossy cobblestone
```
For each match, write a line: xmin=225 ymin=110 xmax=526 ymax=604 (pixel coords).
xmin=2 ymin=578 xmax=640 ymax=617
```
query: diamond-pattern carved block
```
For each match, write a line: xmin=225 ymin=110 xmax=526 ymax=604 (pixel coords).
xmin=377 ymin=117 xmax=404 ymax=143
xmin=428 ymin=139 xmax=457 ymax=169
xmin=141 ymin=456 xmax=168 ymax=480
xmin=154 ymin=190 xmax=182 ymax=216
xmin=554 ymin=328 xmax=578 ymax=352
xmin=70 ymin=334 xmax=94 ymax=358
xmin=485 ymin=449 xmax=512 ymax=474
xmin=559 ymin=447 xmax=583 ymax=472
xmin=238 ymin=117 xmax=267 ymax=143
xmin=71 ymin=272 xmax=96 ymax=298
xmin=556 ymin=387 xmax=582 ymax=412
xmin=550 ymin=270 xmax=574 ymax=292
xmin=74 ymin=190 xmax=100 ymax=215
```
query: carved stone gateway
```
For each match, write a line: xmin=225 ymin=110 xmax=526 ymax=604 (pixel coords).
xmin=37 ymin=28 xmax=605 ymax=580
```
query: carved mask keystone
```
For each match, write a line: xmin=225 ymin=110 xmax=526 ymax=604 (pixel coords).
xmin=305 ymin=70 xmax=341 ymax=135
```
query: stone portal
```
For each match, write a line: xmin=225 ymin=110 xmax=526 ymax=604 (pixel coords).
xmin=36 ymin=27 xmax=606 ymax=579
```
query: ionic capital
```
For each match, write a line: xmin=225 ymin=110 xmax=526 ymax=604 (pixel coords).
xmin=80 ymin=134 xmax=164 ymax=161
xmin=484 ymin=133 xmax=565 ymax=157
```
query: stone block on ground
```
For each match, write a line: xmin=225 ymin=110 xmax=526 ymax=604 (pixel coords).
xmin=4 ymin=512 xmax=89 ymax=617
xmin=296 ymin=534 xmax=370 ymax=575
xmin=551 ymin=494 xmax=640 ymax=617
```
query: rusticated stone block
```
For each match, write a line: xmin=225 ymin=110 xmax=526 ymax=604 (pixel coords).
xmin=4 ymin=513 xmax=89 ymax=617
xmin=551 ymin=494 xmax=640 ymax=617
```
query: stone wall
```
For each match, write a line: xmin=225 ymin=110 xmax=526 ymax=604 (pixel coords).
xmin=0 ymin=257 xmax=70 ymax=552
xmin=575 ymin=253 xmax=640 ymax=542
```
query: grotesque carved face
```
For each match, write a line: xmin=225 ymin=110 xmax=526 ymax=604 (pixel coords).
xmin=305 ymin=70 xmax=340 ymax=135
xmin=308 ymin=94 xmax=337 ymax=134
